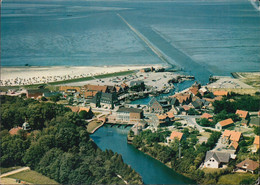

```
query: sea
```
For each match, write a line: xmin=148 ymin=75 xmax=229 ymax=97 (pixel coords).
xmin=1 ymin=0 xmax=260 ymax=78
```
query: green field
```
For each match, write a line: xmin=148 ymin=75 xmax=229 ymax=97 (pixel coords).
xmin=6 ymin=170 xmax=58 ymax=184
xmin=87 ymin=120 xmax=103 ymax=133
xmin=0 ymin=166 xmax=22 ymax=174
xmin=217 ymin=173 xmax=257 ymax=185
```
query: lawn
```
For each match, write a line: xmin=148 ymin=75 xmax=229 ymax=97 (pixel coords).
xmin=203 ymin=168 xmax=222 ymax=174
xmin=6 ymin=170 xmax=58 ymax=184
xmin=87 ymin=120 xmax=103 ymax=133
xmin=217 ymin=173 xmax=258 ymax=185
xmin=0 ymin=166 xmax=22 ymax=174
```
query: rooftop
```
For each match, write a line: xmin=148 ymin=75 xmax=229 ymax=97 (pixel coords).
xmin=223 ymin=130 xmax=242 ymax=142
xmin=235 ymin=110 xmax=249 ymax=119
xmin=236 ymin=159 xmax=259 ymax=171
xmin=117 ymin=107 xmax=143 ymax=113
xmin=218 ymin=118 xmax=234 ymax=127
xmin=169 ymin=131 xmax=183 ymax=140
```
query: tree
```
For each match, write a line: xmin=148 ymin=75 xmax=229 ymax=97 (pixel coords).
xmin=50 ymin=94 xmax=61 ymax=102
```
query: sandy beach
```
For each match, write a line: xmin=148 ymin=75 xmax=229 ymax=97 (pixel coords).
xmin=0 ymin=65 xmax=163 ymax=86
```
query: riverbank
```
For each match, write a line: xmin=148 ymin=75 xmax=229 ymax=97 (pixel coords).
xmin=0 ymin=65 xmax=163 ymax=86
xmin=131 ymin=142 xmax=195 ymax=183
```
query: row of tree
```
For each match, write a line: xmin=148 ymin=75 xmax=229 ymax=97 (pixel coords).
xmin=0 ymin=96 xmax=142 ymax=184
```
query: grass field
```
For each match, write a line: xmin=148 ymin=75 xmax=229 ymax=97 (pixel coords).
xmin=87 ymin=120 xmax=103 ymax=133
xmin=6 ymin=170 xmax=58 ymax=184
xmin=217 ymin=173 xmax=258 ymax=185
xmin=233 ymin=72 xmax=260 ymax=89
xmin=203 ymin=168 xmax=222 ymax=174
xmin=0 ymin=166 xmax=22 ymax=174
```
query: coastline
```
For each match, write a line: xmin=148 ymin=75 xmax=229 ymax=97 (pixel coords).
xmin=0 ymin=64 xmax=164 ymax=86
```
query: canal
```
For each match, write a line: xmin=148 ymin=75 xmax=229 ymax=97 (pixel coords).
xmin=91 ymin=80 xmax=197 ymax=184
xmin=91 ymin=125 xmax=195 ymax=184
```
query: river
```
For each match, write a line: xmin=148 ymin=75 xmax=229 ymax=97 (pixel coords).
xmin=91 ymin=125 xmax=195 ymax=184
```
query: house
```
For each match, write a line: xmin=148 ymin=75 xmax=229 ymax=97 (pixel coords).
xmin=166 ymin=112 xmax=175 ymax=121
xmin=213 ymin=91 xmax=228 ymax=97
xmin=84 ymin=84 xmax=108 ymax=93
xmin=191 ymin=99 xmax=203 ymax=109
xmin=84 ymin=91 xmax=98 ymax=99
xmin=199 ymin=87 xmax=208 ymax=96
xmin=43 ymin=92 xmax=60 ymax=98
xmin=172 ymin=106 xmax=184 ymax=115
xmin=116 ymin=107 xmax=144 ymax=123
xmin=236 ymin=159 xmax=259 ymax=174
xmin=167 ymin=97 xmax=179 ymax=108
xmin=26 ymin=89 xmax=49 ymax=99
xmin=9 ymin=127 xmax=22 ymax=135
xmin=222 ymin=130 xmax=242 ymax=144
xmin=215 ymin=118 xmax=234 ymax=130
xmin=253 ymin=136 xmax=259 ymax=151
xmin=156 ymin=114 xmax=170 ymax=125
xmin=203 ymin=151 xmax=230 ymax=168
xmin=228 ymin=141 xmax=239 ymax=151
xmin=148 ymin=98 xmax=171 ymax=113
xmin=189 ymin=82 xmax=201 ymax=96
xmin=167 ymin=131 xmax=183 ymax=143
xmin=200 ymin=113 xmax=213 ymax=120
xmin=22 ymin=121 xmax=30 ymax=131
xmin=89 ymin=92 xmax=118 ymax=109
xmin=59 ymin=86 xmax=81 ymax=94
xmin=172 ymin=93 xmax=192 ymax=105
xmin=129 ymin=81 xmax=145 ymax=91
xmin=235 ymin=110 xmax=249 ymax=120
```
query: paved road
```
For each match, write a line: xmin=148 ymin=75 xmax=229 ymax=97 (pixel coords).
xmin=0 ymin=167 xmax=30 ymax=178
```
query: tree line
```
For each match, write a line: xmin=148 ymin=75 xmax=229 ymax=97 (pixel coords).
xmin=0 ymin=96 xmax=142 ymax=184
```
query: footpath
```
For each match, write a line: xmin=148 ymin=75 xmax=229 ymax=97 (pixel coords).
xmin=0 ymin=167 xmax=30 ymax=178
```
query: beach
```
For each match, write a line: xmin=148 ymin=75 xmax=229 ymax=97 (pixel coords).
xmin=0 ymin=65 xmax=163 ymax=86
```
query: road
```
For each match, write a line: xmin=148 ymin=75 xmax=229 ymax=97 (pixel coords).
xmin=0 ymin=167 xmax=30 ymax=178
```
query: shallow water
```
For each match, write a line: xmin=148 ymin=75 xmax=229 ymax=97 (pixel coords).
xmin=1 ymin=0 xmax=259 ymax=79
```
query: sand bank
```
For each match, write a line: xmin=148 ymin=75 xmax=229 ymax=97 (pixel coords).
xmin=0 ymin=65 xmax=163 ymax=86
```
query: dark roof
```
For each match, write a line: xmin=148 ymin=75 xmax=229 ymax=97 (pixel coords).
xmin=43 ymin=92 xmax=60 ymax=97
xmin=130 ymin=81 xmax=144 ymax=87
xmin=169 ymin=97 xmax=178 ymax=105
xmin=192 ymin=101 xmax=201 ymax=109
xmin=117 ymin=107 xmax=143 ymax=113
xmin=205 ymin=151 xmax=230 ymax=163
xmin=27 ymin=89 xmax=49 ymax=94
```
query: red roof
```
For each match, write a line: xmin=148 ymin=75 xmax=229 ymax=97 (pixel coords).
xmin=213 ymin=91 xmax=228 ymax=96
xmin=9 ymin=127 xmax=22 ymax=135
xmin=228 ymin=141 xmax=239 ymax=150
xmin=223 ymin=130 xmax=241 ymax=142
xmin=254 ymin=136 xmax=259 ymax=145
xmin=169 ymin=131 xmax=183 ymax=141
xmin=236 ymin=159 xmax=259 ymax=171
xmin=219 ymin=118 xmax=234 ymax=127
xmin=201 ymin=113 xmax=213 ymax=119
xmin=235 ymin=110 xmax=248 ymax=119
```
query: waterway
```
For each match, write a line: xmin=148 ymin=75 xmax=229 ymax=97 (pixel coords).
xmin=91 ymin=125 xmax=195 ymax=184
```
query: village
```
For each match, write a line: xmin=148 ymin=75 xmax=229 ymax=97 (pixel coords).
xmin=1 ymin=67 xmax=260 ymax=184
